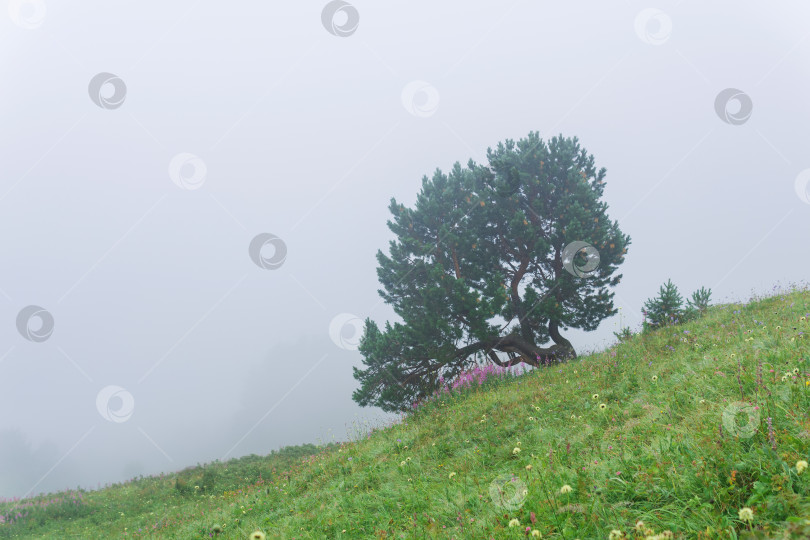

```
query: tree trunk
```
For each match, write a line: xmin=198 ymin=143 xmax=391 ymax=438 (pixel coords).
xmin=548 ymin=320 xmax=576 ymax=359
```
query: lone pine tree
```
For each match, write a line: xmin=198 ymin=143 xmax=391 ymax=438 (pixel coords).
xmin=353 ymin=132 xmax=631 ymax=412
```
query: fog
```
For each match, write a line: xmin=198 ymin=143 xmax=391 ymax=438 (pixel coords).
xmin=1 ymin=0 xmax=809 ymax=498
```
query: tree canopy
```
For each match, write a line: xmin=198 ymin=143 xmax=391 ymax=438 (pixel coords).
xmin=353 ymin=132 xmax=631 ymax=412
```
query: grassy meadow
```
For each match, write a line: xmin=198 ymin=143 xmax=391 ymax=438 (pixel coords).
xmin=1 ymin=287 xmax=809 ymax=538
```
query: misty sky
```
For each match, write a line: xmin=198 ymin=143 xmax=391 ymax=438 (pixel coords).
xmin=2 ymin=1 xmax=809 ymax=499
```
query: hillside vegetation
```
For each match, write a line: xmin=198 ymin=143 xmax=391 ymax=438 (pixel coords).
xmin=1 ymin=287 xmax=809 ymax=539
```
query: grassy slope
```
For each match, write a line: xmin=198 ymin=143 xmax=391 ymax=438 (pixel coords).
xmin=2 ymin=288 xmax=810 ymax=539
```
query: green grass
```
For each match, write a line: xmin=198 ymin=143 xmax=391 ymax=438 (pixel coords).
xmin=2 ymin=287 xmax=810 ymax=539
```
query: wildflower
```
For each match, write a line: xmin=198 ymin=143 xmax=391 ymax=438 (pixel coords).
xmin=793 ymin=368 xmax=800 ymax=375
xmin=571 ymin=414 xmax=577 ymax=420
xmin=508 ymin=518 xmax=520 ymax=528
xmin=513 ymin=447 xmax=521 ymax=455
xmin=608 ymin=530 xmax=624 ymax=540
xmin=738 ymin=507 xmax=754 ymax=522
xmin=651 ymin=375 xmax=658 ymax=382
xmin=699 ymin=399 xmax=705 ymax=404
xmin=599 ymin=403 xmax=607 ymax=411
xmin=531 ymin=531 xmax=542 ymax=538
xmin=528 ymin=416 xmax=536 ymax=421
xmin=560 ymin=484 xmax=573 ymax=494
xmin=448 ymin=472 xmax=456 ymax=479
xmin=592 ymin=394 xmax=599 ymax=400
xmin=797 ymin=460 xmax=808 ymax=474
xmin=399 ymin=461 xmax=406 ymax=467
xmin=781 ymin=375 xmax=788 ymax=382
xmin=249 ymin=532 xmax=266 ymax=540
xmin=634 ymin=520 xmax=645 ymax=531
xmin=534 ymin=406 xmax=541 ymax=411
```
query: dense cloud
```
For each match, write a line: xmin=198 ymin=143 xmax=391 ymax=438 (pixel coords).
xmin=1 ymin=1 xmax=809 ymax=498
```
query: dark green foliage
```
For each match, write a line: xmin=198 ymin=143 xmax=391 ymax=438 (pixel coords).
xmin=642 ymin=280 xmax=712 ymax=331
xmin=685 ymin=286 xmax=712 ymax=321
xmin=642 ymin=279 xmax=684 ymax=330
xmin=613 ymin=326 xmax=634 ymax=343
xmin=354 ymin=132 xmax=631 ymax=412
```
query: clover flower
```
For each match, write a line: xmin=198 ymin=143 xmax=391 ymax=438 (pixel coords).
xmin=531 ymin=531 xmax=542 ymax=538
xmin=560 ymin=484 xmax=573 ymax=494
xmin=512 ymin=447 xmax=521 ymax=455
xmin=797 ymin=460 xmax=808 ymax=474
xmin=508 ymin=518 xmax=520 ymax=528
xmin=608 ymin=530 xmax=624 ymax=540
xmin=738 ymin=507 xmax=754 ymax=522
